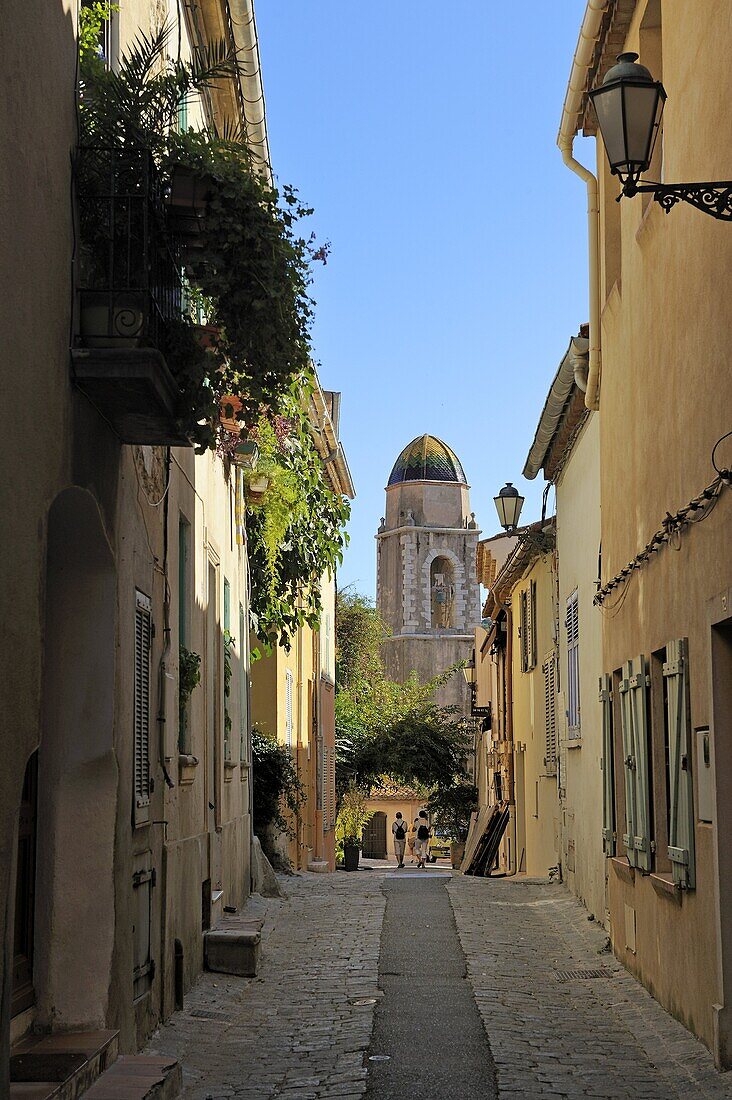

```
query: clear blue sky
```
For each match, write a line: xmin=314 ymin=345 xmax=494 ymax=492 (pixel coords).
xmin=255 ymin=1 xmax=594 ymax=597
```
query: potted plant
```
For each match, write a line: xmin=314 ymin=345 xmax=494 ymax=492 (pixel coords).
xmin=336 ymin=785 xmax=374 ymax=872
xmin=427 ymin=783 xmax=478 ymax=869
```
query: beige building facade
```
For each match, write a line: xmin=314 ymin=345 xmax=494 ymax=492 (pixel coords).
xmin=559 ymin=0 xmax=732 ymax=1064
xmin=1 ymin=0 xmax=270 ymax=1088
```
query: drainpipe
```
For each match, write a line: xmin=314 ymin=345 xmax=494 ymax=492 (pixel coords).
xmin=557 ymin=0 xmax=608 ymax=411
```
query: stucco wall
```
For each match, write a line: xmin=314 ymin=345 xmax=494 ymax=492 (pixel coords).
xmin=555 ymin=415 xmax=606 ymax=923
xmin=591 ymin=0 xmax=732 ymax=1060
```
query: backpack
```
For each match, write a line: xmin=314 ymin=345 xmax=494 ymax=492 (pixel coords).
xmin=395 ymin=821 xmax=406 ymax=840
xmin=417 ymin=824 xmax=429 ymax=840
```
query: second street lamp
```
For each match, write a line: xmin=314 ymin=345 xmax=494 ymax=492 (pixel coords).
xmin=494 ymin=482 xmax=525 ymax=532
xmin=589 ymin=52 xmax=732 ymax=220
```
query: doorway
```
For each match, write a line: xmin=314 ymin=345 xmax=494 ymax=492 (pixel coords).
xmin=362 ymin=812 xmax=387 ymax=859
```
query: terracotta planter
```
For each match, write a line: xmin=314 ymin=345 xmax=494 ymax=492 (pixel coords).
xmin=219 ymin=393 xmax=243 ymax=434
xmin=450 ymin=841 xmax=466 ymax=869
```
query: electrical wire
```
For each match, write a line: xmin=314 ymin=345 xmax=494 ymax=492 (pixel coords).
xmin=594 ymin=434 xmax=732 ymax=607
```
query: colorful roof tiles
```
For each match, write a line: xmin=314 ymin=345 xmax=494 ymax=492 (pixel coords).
xmin=387 ymin=435 xmax=467 ymax=486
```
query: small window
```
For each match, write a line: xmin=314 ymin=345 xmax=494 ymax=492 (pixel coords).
xmin=134 ymin=590 xmax=152 ymax=826
xmin=285 ymin=669 xmax=294 ymax=749
xmin=519 ymin=582 xmax=537 ymax=673
xmin=566 ymin=591 xmax=581 ymax=737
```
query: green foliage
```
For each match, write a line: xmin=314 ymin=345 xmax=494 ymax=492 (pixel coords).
xmin=335 ymin=784 xmax=374 ymax=850
xmin=246 ymin=387 xmax=350 ymax=652
xmin=334 ymin=587 xmax=470 ymax=801
xmin=79 ymin=2 xmax=119 ymax=74
xmin=179 ymin=645 xmax=201 ymax=706
xmin=427 ymin=782 xmax=478 ymax=843
xmin=251 ymin=728 xmax=305 ymax=849
xmin=335 ymin=587 xmax=388 ymax=692
xmin=223 ymin=631 xmax=234 ymax=743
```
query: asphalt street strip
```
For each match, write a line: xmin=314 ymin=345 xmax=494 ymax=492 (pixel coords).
xmin=365 ymin=871 xmax=498 ymax=1099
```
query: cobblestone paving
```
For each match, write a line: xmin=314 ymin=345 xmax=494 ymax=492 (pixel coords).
xmin=448 ymin=875 xmax=732 ymax=1099
xmin=146 ymin=871 xmax=385 ymax=1099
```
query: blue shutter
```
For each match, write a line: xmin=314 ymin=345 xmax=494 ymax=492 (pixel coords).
xmin=664 ymin=638 xmax=695 ymax=889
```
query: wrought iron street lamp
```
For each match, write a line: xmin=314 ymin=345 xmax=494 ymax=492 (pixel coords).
xmin=590 ymin=53 xmax=732 ymax=220
xmin=494 ymin=482 xmax=525 ymax=532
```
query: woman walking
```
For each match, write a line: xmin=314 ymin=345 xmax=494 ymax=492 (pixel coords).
xmin=415 ymin=810 xmax=431 ymax=869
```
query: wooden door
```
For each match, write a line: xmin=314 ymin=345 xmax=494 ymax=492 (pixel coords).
xmin=12 ymin=752 xmax=38 ymax=1017
xmin=362 ymin=812 xmax=387 ymax=858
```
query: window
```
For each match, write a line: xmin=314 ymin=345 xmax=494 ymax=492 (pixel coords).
xmin=285 ymin=669 xmax=294 ymax=749
xmin=81 ymin=0 xmax=118 ymax=70
xmin=519 ymin=581 xmax=537 ymax=672
xmin=543 ymin=655 xmax=557 ymax=774
xmin=134 ymin=590 xmax=152 ymax=826
xmin=178 ymin=517 xmax=191 ymax=754
xmin=566 ymin=591 xmax=581 ymax=737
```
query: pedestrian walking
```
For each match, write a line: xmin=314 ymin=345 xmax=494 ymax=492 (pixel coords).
xmin=415 ymin=810 xmax=431 ymax=869
xmin=392 ymin=812 xmax=408 ymax=867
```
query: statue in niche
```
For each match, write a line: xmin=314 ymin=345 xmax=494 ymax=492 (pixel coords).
xmin=404 ymin=508 xmax=415 ymax=526
xmin=431 ymin=569 xmax=455 ymax=629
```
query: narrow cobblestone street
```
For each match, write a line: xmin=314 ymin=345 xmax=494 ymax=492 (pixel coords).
xmin=147 ymin=868 xmax=732 ymax=1099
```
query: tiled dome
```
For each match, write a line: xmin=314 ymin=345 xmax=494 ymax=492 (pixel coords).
xmin=387 ymin=435 xmax=467 ymax=486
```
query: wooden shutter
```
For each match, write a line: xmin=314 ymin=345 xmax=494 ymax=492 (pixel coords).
xmin=519 ymin=590 xmax=528 ymax=672
xmin=600 ymin=674 xmax=615 ymax=856
xmin=134 ymin=591 xmax=152 ymax=827
xmin=619 ymin=655 xmax=652 ymax=871
xmin=529 ymin=580 xmax=537 ymax=670
xmin=566 ymin=592 xmax=580 ymax=736
xmin=543 ymin=656 xmax=557 ymax=773
xmin=664 ymin=638 xmax=695 ymax=888
xmin=239 ymin=603 xmax=247 ymax=763
xmin=285 ymin=669 xmax=294 ymax=748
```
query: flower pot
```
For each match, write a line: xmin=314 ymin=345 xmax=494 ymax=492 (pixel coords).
xmin=79 ymin=290 xmax=146 ymax=348
xmin=343 ymin=843 xmax=360 ymax=872
xmin=245 ymin=474 xmax=270 ymax=504
xmin=220 ymin=393 xmax=243 ymax=433
xmin=450 ymin=841 xmax=466 ymax=869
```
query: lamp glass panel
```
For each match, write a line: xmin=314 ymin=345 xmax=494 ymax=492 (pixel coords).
xmin=593 ymin=83 xmax=627 ymax=170
xmin=623 ymin=83 xmax=662 ymax=169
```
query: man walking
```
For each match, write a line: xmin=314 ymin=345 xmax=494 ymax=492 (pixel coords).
xmin=392 ymin=812 xmax=408 ymax=868
xmin=415 ymin=810 xmax=431 ymax=869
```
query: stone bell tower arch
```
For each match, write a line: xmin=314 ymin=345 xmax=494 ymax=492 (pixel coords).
xmin=375 ymin=435 xmax=481 ymax=711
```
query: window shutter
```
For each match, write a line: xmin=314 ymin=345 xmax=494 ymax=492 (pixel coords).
xmin=285 ymin=670 xmax=294 ymax=748
xmin=619 ymin=655 xmax=652 ymax=871
xmin=529 ymin=580 xmax=537 ymax=670
xmin=519 ymin=590 xmax=528 ymax=672
xmin=600 ymin=674 xmax=615 ymax=856
xmin=543 ymin=655 xmax=557 ymax=773
xmin=239 ymin=603 xmax=247 ymax=763
xmin=134 ymin=591 xmax=152 ymax=826
xmin=566 ymin=592 xmax=581 ymax=736
xmin=663 ymin=638 xmax=695 ymax=889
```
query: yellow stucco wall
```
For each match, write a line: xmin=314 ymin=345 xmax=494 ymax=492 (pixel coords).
xmin=588 ymin=0 xmax=732 ymax=1060
xmin=510 ymin=555 xmax=561 ymax=878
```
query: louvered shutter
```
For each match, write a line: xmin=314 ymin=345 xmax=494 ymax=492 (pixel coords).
xmin=519 ymin=590 xmax=529 ymax=672
xmin=600 ymin=674 xmax=615 ymax=856
xmin=566 ymin=592 xmax=580 ymax=736
xmin=285 ymin=669 xmax=294 ymax=748
xmin=529 ymin=580 xmax=537 ymax=670
xmin=664 ymin=639 xmax=695 ymax=889
xmin=239 ymin=603 xmax=247 ymax=763
xmin=134 ymin=591 xmax=152 ymax=826
xmin=619 ymin=661 xmax=637 ymax=866
xmin=619 ymin=656 xmax=652 ymax=871
xmin=543 ymin=656 xmax=557 ymax=773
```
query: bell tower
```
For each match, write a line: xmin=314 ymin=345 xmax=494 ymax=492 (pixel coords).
xmin=376 ymin=435 xmax=481 ymax=710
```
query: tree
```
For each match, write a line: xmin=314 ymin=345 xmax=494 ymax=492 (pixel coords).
xmin=427 ymin=782 xmax=479 ymax=843
xmin=334 ymin=587 xmax=471 ymax=801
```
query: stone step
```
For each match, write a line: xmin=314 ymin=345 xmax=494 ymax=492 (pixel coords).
xmin=204 ymin=913 xmax=264 ymax=977
xmin=10 ymin=1029 xmax=119 ymax=1100
xmin=82 ymin=1055 xmax=181 ymax=1100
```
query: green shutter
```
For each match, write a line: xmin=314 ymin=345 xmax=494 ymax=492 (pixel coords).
xmin=600 ymin=674 xmax=615 ymax=856
xmin=620 ymin=656 xmax=652 ymax=871
xmin=664 ymin=638 xmax=695 ymax=889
